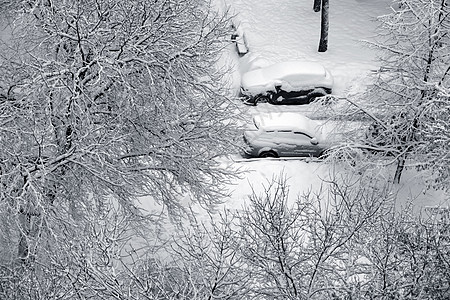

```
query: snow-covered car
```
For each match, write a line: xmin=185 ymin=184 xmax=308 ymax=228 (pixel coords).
xmin=240 ymin=61 xmax=333 ymax=105
xmin=243 ymin=112 xmax=329 ymax=158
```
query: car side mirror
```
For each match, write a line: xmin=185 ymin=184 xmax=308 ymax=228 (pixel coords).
xmin=310 ymin=137 xmax=319 ymax=145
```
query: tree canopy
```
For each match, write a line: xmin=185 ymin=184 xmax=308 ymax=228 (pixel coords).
xmin=0 ymin=0 xmax=239 ymax=263
xmin=334 ymin=0 xmax=450 ymax=187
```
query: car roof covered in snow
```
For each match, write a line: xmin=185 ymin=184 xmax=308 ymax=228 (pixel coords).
xmin=265 ymin=61 xmax=327 ymax=78
xmin=253 ymin=112 xmax=322 ymax=137
xmin=241 ymin=61 xmax=333 ymax=94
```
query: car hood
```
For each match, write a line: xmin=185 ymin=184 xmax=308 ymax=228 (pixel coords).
xmin=241 ymin=69 xmax=275 ymax=94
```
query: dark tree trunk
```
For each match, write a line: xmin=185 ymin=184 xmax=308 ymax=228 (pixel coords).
xmin=313 ymin=0 xmax=321 ymax=12
xmin=393 ymin=154 xmax=406 ymax=184
xmin=17 ymin=213 xmax=30 ymax=262
xmin=318 ymin=0 xmax=329 ymax=52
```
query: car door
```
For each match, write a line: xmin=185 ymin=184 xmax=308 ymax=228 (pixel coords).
xmin=292 ymin=131 xmax=320 ymax=156
xmin=274 ymin=130 xmax=298 ymax=156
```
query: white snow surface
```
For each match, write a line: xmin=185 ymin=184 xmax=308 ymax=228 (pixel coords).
xmin=216 ymin=0 xmax=449 ymax=213
xmin=139 ymin=0 xmax=449 ymax=221
xmin=225 ymin=0 xmax=393 ymax=96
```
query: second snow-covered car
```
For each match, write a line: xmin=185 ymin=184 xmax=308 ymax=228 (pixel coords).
xmin=243 ymin=112 xmax=329 ymax=158
xmin=240 ymin=61 xmax=333 ymax=105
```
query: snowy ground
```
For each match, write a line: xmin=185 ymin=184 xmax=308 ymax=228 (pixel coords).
xmin=214 ymin=0 xmax=449 ymax=212
xmin=224 ymin=0 xmax=391 ymax=96
xmin=138 ymin=0 xmax=448 ymax=220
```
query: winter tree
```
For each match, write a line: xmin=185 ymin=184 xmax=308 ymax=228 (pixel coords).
xmin=0 ymin=0 xmax=240 ymax=297
xmin=332 ymin=0 xmax=450 ymax=186
xmin=220 ymin=174 xmax=387 ymax=299
xmin=155 ymin=174 xmax=450 ymax=299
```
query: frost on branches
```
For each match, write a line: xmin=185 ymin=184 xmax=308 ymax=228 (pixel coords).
xmin=338 ymin=0 xmax=450 ymax=187
xmin=0 ymin=0 xmax=239 ymax=293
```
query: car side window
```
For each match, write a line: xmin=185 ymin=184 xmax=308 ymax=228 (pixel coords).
xmin=274 ymin=130 xmax=297 ymax=145
xmin=291 ymin=132 xmax=314 ymax=146
xmin=293 ymin=132 xmax=312 ymax=139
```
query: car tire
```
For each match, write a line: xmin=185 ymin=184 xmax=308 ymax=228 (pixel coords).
xmin=256 ymin=94 xmax=271 ymax=103
xmin=259 ymin=151 xmax=278 ymax=158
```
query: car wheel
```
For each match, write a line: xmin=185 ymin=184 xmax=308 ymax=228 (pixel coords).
xmin=256 ymin=94 xmax=270 ymax=103
xmin=259 ymin=151 xmax=278 ymax=158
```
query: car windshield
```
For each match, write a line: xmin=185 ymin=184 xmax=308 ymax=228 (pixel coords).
xmin=294 ymin=131 xmax=313 ymax=139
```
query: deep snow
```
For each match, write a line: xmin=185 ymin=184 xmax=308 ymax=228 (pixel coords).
xmin=240 ymin=60 xmax=333 ymax=95
xmin=225 ymin=0 xmax=393 ymax=96
xmin=138 ymin=0 xmax=448 ymax=220
xmin=216 ymin=0 xmax=449 ymax=212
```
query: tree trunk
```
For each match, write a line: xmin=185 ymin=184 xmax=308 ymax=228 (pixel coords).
xmin=313 ymin=0 xmax=321 ymax=12
xmin=318 ymin=0 xmax=329 ymax=52
xmin=393 ymin=154 xmax=406 ymax=184
xmin=17 ymin=212 xmax=30 ymax=262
